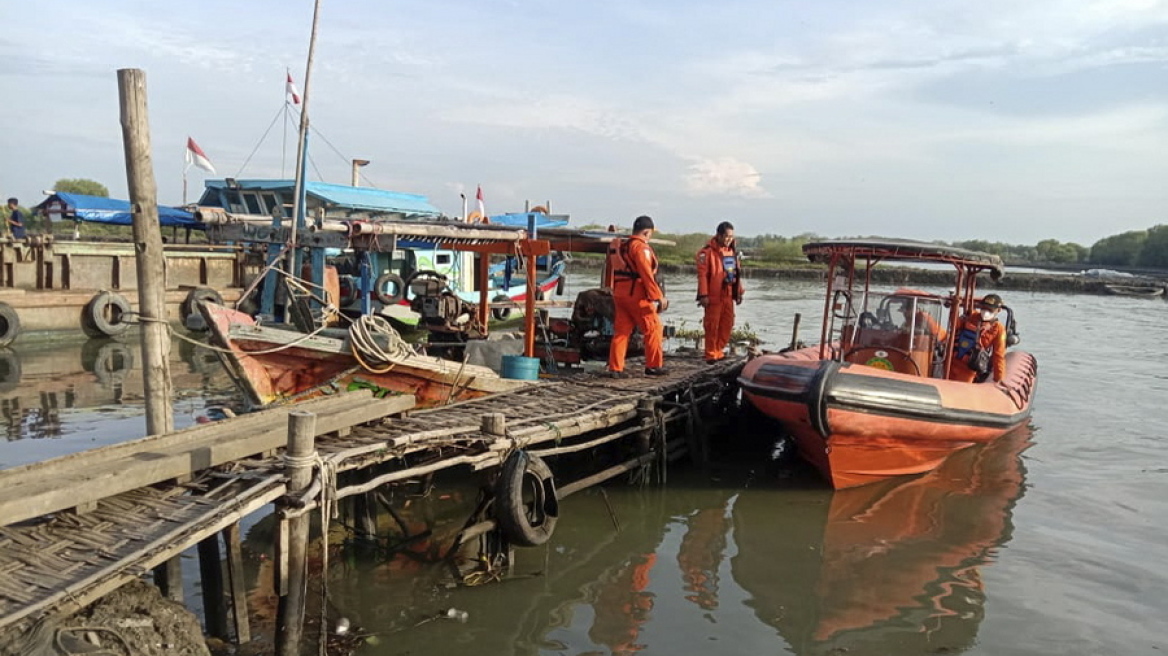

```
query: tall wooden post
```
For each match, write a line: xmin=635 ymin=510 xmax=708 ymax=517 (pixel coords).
xmin=117 ymin=67 xmax=181 ymax=603
xmin=117 ymin=68 xmax=173 ymax=436
xmin=276 ymin=411 xmax=317 ymax=656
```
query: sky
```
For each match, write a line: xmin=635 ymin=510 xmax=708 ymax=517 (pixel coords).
xmin=2 ymin=0 xmax=1166 ymax=246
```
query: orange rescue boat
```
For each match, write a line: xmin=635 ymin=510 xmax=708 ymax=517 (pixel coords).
xmin=739 ymin=239 xmax=1038 ymax=489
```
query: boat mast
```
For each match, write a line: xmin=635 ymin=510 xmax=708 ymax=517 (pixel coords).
xmin=286 ymin=0 xmax=323 ymax=285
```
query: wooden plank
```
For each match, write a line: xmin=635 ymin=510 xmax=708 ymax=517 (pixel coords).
xmin=0 ymin=478 xmax=284 ymax=633
xmin=223 ymin=523 xmax=251 ymax=644
xmin=0 ymin=395 xmax=415 ymax=527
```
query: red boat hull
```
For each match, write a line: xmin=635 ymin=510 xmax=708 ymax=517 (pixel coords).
xmin=739 ymin=347 xmax=1037 ymax=488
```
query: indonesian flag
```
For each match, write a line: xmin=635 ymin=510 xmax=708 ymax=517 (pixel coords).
xmin=476 ymin=185 xmax=485 ymax=219
xmin=286 ymin=72 xmax=301 ymax=105
xmin=185 ymin=137 xmax=216 ymax=174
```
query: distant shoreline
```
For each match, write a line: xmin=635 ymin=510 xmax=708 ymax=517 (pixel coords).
xmin=569 ymin=258 xmax=1167 ymax=296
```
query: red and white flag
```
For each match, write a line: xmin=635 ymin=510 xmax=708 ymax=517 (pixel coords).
xmin=286 ymin=72 xmax=301 ymax=105
xmin=185 ymin=137 xmax=216 ymax=174
xmin=475 ymin=185 xmax=486 ymax=219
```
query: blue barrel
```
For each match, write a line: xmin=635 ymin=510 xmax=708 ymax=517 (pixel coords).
xmin=501 ymin=354 xmax=541 ymax=380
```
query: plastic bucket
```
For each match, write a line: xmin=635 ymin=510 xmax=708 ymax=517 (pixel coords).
xmin=501 ymin=354 xmax=541 ymax=381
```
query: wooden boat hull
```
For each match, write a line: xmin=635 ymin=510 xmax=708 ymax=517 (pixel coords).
xmin=1103 ymin=283 xmax=1165 ymax=297
xmin=739 ymin=347 xmax=1037 ymax=488
xmin=201 ymin=303 xmax=529 ymax=409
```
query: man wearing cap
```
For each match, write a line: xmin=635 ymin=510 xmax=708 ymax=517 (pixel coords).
xmin=605 ymin=215 xmax=669 ymax=377
xmin=949 ymin=293 xmax=1007 ymax=383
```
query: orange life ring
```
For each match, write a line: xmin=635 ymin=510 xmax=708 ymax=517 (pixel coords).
xmin=467 ymin=210 xmax=483 ymax=223
xmin=529 ymin=205 xmax=548 ymax=214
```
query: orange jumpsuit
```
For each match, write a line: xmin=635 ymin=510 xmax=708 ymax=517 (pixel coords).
xmin=607 ymin=235 xmax=665 ymax=372
xmin=948 ymin=313 xmax=1006 ymax=383
xmin=696 ymin=238 xmax=744 ymax=361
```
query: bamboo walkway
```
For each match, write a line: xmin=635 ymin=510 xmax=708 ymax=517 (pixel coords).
xmin=0 ymin=354 xmax=742 ymax=636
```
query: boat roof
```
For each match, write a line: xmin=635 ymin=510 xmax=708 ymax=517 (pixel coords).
xmin=202 ymin=179 xmax=442 ymax=217
xmin=804 ymin=238 xmax=1005 ymax=278
xmin=36 ymin=193 xmax=203 ymax=228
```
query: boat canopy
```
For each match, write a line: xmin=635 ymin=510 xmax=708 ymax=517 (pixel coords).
xmin=201 ymin=179 xmax=441 ymax=218
xmin=489 ymin=212 xmax=571 ymax=229
xmin=35 ymin=193 xmax=203 ymax=228
xmin=804 ymin=238 xmax=1005 ymax=280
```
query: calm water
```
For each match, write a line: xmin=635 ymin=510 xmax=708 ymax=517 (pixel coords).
xmin=2 ymin=273 xmax=1165 ymax=655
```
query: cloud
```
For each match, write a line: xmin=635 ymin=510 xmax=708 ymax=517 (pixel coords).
xmin=684 ymin=157 xmax=769 ymax=198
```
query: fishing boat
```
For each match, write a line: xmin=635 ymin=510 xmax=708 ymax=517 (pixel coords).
xmin=200 ymin=302 xmax=528 ymax=409
xmin=1103 ymin=283 xmax=1166 ymax=297
xmin=738 ymin=239 xmax=1038 ymax=489
xmin=194 ymin=179 xmax=569 ymax=325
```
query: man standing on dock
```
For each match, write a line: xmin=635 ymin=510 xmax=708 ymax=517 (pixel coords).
xmin=606 ymin=215 xmax=669 ymax=377
xmin=695 ymin=221 xmax=743 ymax=363
xmin=5 ymin=198 xmax=26 ymax=240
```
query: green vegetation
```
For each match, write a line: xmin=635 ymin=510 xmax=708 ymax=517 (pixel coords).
xmin=53 ymin=178 xmax=110 ymax=197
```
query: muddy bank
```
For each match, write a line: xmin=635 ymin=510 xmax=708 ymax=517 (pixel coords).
xmin=0 ymin=580 xmax=211 ymax=656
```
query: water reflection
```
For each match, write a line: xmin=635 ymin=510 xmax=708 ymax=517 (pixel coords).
xmin=733 ymin=426 xmax=1033 ymax=655
xmin=318 ymin=425 xmax=1032 ymax=656
xmin=0 ymin=336 xmax=235 ymax=466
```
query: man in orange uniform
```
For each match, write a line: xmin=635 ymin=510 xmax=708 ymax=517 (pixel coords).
xmin=949 ymin=293 xmax=1007 ymax=383
xmin=606 ymin=215 xmax=669 ymax=377
xmin=695 ymin=222 xmax=744 ymax=363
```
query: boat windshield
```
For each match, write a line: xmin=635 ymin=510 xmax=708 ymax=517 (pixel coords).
xmin=838 ymin=292 xmax=950 ymax=378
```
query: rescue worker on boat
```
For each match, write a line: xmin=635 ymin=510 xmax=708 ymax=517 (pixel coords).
xmin=948 ymin=293 xmax=1007 ymax=383
xmin=606 ymin=215 xmax=669 ymax=378
xmin=695 ymin=221 xmax=744 ymax=364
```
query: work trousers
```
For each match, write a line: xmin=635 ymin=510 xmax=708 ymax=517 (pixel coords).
xmin=608 ymin=295 xmax=664 ymax=372
xmin=702 ymin=294 xmax=736 ymax=361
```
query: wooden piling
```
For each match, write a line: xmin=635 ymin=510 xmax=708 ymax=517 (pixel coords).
xmin=276 ymin=411 xmax=317 ymax=656
xmin=481 ymin=412 xmax=507 ymax=436
xmin=118 ymin=66 xmax=181 ymax=607
xmin=223 ymin=523 xmax=251 ymax=644
xmin=198 ymin=536 xmax=229 ymax=640
xmin=152 ymin=557 xmax=184 ymax=603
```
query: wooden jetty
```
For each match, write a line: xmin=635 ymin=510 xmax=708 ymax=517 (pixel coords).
xmin=0 ymin=355 xmax=741 ymax=648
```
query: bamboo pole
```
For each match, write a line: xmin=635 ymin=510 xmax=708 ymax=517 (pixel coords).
xmin=117 ymin=67 xmax=182 ymax=604
xmin=276 ymin=411 xmax=317 ymax=656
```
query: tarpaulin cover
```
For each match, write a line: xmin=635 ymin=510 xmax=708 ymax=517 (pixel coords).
xmin=36 ymin=193 xmax=203 ymax=228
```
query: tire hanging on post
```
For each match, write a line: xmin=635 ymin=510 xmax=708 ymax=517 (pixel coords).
xmin=494 ymin=451 xmax=559 ymax=547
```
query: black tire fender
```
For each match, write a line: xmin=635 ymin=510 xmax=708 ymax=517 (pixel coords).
xmin=0 ymin=302 xmax=20 ymax=348
xmin=375 ymin=272 xmax=405 ymax=305
xmin=181 ymin=287 xmax=223 ymax=330
xmin=491 ymin=294 xmax=512 ymax=321
xmin=494 ymin=451 xmax=559 ymax=547
xmin=82 ymin=291 xmax=132 ymax=337
xmin=555 ymin=275 xmax=566 ymax=296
